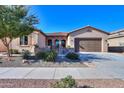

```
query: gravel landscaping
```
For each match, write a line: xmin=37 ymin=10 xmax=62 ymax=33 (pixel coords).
xmin=0 ymin=79 xmax=124 ymax=88
xmin=0 ymin=56 xmax=87 ymax=67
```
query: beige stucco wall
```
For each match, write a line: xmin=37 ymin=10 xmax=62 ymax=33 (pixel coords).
xmin=108 ymin=31 xmax=124 ymax=47
xmin=0 ymin=40 xmax=7 ymax=52
xmin=10 ymin=31 xmax=46 ymax=53
xmin=108 ymin=37 xmax=124 ymax=46
xmin=10 ymin=34 xmax=35 ymax=53
xmin=38 ymin=31 xmax=46 ymax=48
xmin=67 ymin=28 xmax=108 ymax=52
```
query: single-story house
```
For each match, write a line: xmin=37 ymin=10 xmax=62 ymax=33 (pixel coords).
xmin=108 ymin=29 xmax=124 ymax=52
xmin=0 ymin=26 xmax=110 ymax=53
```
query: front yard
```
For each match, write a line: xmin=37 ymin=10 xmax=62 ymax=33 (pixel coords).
xmin=0 ymin=51 xmax=124 ymax=67
xmin=0 ymin=51 xmax=87 ymax=67
xmin=0 ymin=56 xmax=87 ymax=67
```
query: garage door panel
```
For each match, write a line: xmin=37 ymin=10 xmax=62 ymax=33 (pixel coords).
xmin=75 ymin=38 xmax=101 ymax=52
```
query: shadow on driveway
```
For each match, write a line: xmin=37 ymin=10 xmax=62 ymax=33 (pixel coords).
xmin=79 ymin=54 xmax=113 ymax=62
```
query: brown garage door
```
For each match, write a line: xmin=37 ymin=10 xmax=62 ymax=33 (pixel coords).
xmin=75 ymin=38 xmax=102 ymax=52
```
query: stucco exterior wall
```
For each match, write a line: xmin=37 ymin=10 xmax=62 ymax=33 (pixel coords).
xmin=108 ymin=37 xmax=124 ymax=46
xmin=10 ymin=31 xmax=46 ymax=53
xmin=0 ymin=40 xmax=7 ymax=52
xmin=108 ymin=31 xmax=124 ymax=47
xmin=67 ymin=28 xmax=108 ymax=52
xmin=0 ymin=30 xmax=46 ymax=53
xmin=10 ymin=33 xmax=35 ymax=53
xmin=38 ymin=31 xmax=46 ymax=48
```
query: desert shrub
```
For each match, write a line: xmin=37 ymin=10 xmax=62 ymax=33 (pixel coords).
xmin=34 ymin=44 xmax=39 ymax=48
xmin=36 ymin=50 xmax=57 ymax=62
xmin=36 ymin=51 xmax=47 ymax=60
xmin=22 ymin=50 xmax=31 ymax=59
xmin=66 ymin=52 xmax=79 ymax=60
xmin=66 ymin=45 xmax=71 ymax=48
xmin=9 ymin=49 xmax=19 ymax=54
xmin=45 ymin=50 xmax=57 ymax=62
xmin=52 ymin=75 xmax=77 ymax=88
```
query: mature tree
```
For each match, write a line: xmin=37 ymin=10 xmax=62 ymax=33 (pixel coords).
xmin=0 ymin=5 xmax=38 ymax=57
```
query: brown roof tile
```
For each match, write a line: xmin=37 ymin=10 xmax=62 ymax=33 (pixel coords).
xmin=46 ymin=32 xmax=69 ymax=36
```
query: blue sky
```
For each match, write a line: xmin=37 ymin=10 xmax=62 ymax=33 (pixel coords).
xmin=30 ymin=5 xmax=124 ymax=33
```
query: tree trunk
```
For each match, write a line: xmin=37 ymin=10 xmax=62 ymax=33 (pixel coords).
xmin=6 ymin=45 xmax=11 ymax=57
xmin=1 ymin=38 xmax=12 ymax=57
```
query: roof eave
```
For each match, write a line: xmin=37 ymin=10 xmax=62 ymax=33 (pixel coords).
xmin=34 ymin=29 xmax=47 ymax=37
xmin=68 ymin=26 xmax=110 ymax=35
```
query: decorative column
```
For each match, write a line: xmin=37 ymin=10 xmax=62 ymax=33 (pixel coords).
xmin=59 ymin=40 xmax=61 ymax=48
xmin=52 ymin=39 xmax=54 ymax=48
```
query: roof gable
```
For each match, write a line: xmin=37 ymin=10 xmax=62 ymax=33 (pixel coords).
xmin=69 ymin=26 xmax=110 ymax=35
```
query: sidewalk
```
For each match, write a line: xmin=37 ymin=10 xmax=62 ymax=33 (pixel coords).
xmin=0 ymin=67 xmax=124 ymax=79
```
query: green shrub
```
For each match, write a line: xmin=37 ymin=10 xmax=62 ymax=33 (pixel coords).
xmin=45 ymin=50 xmax=57 ymax=62
xmin=66 ymin=45 xmax=71 ymax=48
xmin=36 ymin=50 xmax=57 ymax=62
xmin=52 ymin=75 xmax=77 ymax=88
xmin=34 ymin=44 xmax=39 ymax=48
xmin=66 ymin=52 xmax=79 ymax=60
xmin=9 ymin=49 xmax=19 ymax=54
xmin=36 ymin=51 xmax=47 ymax=60
xmin=22 ymin=50 xmax=31 ymax=59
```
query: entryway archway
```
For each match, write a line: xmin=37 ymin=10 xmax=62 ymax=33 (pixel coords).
xmin=55 ymin=39 xmax=59 ymax=48
xmin=61 ymin=40 xmax=66 ymax=48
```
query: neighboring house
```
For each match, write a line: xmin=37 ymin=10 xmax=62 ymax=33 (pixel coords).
xmin=108 ymin=29 xmax=124 ymax=52
xmin=0 ymin=26 xmax=110 ymax=53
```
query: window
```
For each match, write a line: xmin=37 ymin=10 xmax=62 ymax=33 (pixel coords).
xmin=20 ymin=36 xmax=28 ymax=45
xmin=48 ymin=39 xmax=52 ymax=46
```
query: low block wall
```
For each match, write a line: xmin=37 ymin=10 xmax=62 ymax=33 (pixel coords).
xmin=108 ymin=46 xmax=124 ymax=53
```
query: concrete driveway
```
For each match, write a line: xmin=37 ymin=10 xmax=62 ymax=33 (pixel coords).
xmin=0 ymin=52 xmax=124 ymax=79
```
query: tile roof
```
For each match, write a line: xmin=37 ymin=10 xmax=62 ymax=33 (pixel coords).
xmin=46 ymin=32 xmax=69 ymax=36
xmin=34 ymin=29 xmax=47 ymax=36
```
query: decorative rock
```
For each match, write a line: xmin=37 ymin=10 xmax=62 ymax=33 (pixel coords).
xmin=83 ymin=62 xmax=96 ymax=68
xmin=22 ymin=59 xmax=31 ymax=64
xmin=2 ymin=57 xmax=15 ymax=62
